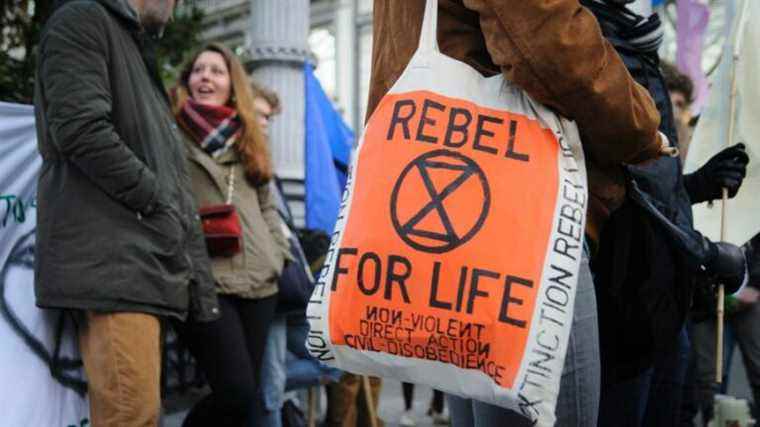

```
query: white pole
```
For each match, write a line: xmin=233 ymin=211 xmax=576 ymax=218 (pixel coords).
xmin=716 ymin=0 xmax=749 ymax=384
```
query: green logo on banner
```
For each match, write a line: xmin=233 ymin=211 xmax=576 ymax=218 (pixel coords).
xmin=0 ymin=194 xmax=35 ymax=228
xmin=66 ymin=417 xmax=90 ymax=427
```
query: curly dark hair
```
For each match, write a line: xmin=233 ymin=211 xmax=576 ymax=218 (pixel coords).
xmin=661 ymin=61 xmax=694 ymax=105
xmin=251 ymin=80 xmax=282 ymax=116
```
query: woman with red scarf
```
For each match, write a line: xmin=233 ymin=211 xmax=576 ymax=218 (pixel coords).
xmin=171 ymin=43 xmax=292 ymax=427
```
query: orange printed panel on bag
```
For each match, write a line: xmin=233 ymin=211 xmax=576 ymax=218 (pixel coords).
xmin=328 ymin=90 xmax=560 ymax=388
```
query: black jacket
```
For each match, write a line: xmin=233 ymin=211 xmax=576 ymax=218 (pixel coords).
xmin=745 ymin=233 xmax=760 ymax=287
xmin=33 ymin=0 xmax=219 ymax=321
xmin=585 ymin=1 xmax=708 ymax=383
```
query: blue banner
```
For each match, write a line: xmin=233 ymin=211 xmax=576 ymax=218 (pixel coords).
xmin=304 ymin=64 xmax=355 ymax=233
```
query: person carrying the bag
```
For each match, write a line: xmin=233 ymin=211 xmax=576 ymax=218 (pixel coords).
xmin=367 ymin=1 xmax=678 ymax=426
xmin=575 ymin=2 xmax=748 ymax=426
xmin=34 ymin=1 xmax=221 ymax=425
xmin=171 ymin=42 xmax=293 ymax=427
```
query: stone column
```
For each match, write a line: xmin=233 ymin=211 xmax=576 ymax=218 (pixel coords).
xmin=246 ymin=0 xmax=311 ymax=224
xmin=335 ymin=0 xmax=358 ymax=130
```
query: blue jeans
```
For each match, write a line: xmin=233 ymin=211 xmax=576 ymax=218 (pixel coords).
xmin=253 ymin=314 xmax=342 ymax=427
xmin=284 ymin=315 xmax=341 ymax=391
xmin=255 ymin=315 xmax=288 ymax=427
xmin=448 ymin=252 xmax=600 ymax=426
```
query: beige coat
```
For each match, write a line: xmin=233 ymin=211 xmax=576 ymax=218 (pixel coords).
xmin=185 ymin=138 xmax=291 ymax=299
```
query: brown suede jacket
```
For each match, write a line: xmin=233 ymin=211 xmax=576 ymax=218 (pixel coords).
xmin=366 ymin=0 xmax=664 ymax=242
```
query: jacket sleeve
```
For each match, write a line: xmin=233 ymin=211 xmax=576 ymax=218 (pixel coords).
xmin=257 ymin=182 xmax=294 ymax=263
xmin=744 ymin=231 xmax=760 ymax=289
xmin=37 ymin=4 xmax=159 ymax=214
xmin=461 ymin=0 xmax=663 ymax=167
xmin=186 ymin=206 xmax=222 ymax=322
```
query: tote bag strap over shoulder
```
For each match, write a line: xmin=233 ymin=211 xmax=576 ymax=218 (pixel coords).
xmin=417 ymin=0 xmax=440 ymax=55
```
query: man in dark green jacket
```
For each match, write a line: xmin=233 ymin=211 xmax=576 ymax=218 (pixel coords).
xmin=34 ymin=0 xmax=220 ymax=424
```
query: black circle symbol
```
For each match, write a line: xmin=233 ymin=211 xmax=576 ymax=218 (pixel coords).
xmin=390 ymin=149 xmax=490 ymax=254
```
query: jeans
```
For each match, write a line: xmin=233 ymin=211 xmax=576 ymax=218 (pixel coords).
xmin=285 ymin=353 xmax=342 ymax=391
xmin=448 ymin=251 xmax=600 ymax=426
xmin=285 ymin=314 xmax=341 ymax=390
xmin=255 ymin=314 xmax=343 ymax=427
xmin=257 ymin=315 xmax=289 ymax=427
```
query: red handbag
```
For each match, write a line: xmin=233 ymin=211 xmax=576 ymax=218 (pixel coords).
xmin=199 ymin=166 xmax=242 ymax=257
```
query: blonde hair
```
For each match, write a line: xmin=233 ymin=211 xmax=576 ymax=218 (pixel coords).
xmin=173 ymin=43 xmax=273 ymax=184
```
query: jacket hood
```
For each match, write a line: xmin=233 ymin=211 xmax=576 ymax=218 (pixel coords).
xmin=93 ymin=0 xmax=141 ymax=28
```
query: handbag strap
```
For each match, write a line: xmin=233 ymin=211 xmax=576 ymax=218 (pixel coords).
xmin=226 ymin=166 xmax=235 ymax=204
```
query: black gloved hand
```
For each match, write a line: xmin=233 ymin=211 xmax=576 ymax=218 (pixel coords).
xmin=684 ymin=143 xmax=749 ymax=204
xmin=704 ymin=241 xmax=747 ymax=294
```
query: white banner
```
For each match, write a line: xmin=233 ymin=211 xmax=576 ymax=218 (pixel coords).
xmin=685 ymin=0 xmax=760 ymax=246
xmin=0 ymin=102 xmax=89 ymax=427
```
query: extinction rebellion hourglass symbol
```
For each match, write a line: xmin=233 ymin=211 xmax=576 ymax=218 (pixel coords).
xmin=390 ymin=149 xmax=491 ymax=254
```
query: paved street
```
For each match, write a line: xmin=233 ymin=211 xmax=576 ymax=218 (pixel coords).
xmin=164 ymin=355 xmax=753 ymax=427
xmin=163 ymin=378 xmax=447 ymax=427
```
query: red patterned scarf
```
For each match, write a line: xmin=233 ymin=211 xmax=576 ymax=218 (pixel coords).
xmin=176 ymin=97 xmax=242 ymax=158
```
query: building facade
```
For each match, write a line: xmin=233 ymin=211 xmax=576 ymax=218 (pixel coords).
xmin=198 ymin=0 xmax=373 ymax=132
xmin=197 ymin=0 xmax=373 ymax=225
xmin=195 ymin=0 xmax=731 ymax=224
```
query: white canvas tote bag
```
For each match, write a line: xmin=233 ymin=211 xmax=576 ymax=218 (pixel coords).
xmin=307 ymin=1 xmax=588 ymax=424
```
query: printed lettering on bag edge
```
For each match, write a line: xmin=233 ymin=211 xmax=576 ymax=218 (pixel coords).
xmin=307 ymin=90 xmax=585 ymax=419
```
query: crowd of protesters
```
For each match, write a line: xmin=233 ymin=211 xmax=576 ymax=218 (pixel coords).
xmin=29 ymin=0 xmax=757 ymax=426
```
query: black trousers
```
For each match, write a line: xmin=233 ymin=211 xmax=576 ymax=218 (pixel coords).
xmin=175 ymin=293 xmax=278 ymax=427
xmin=402 ymin=382 xmax=444 ymax=413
